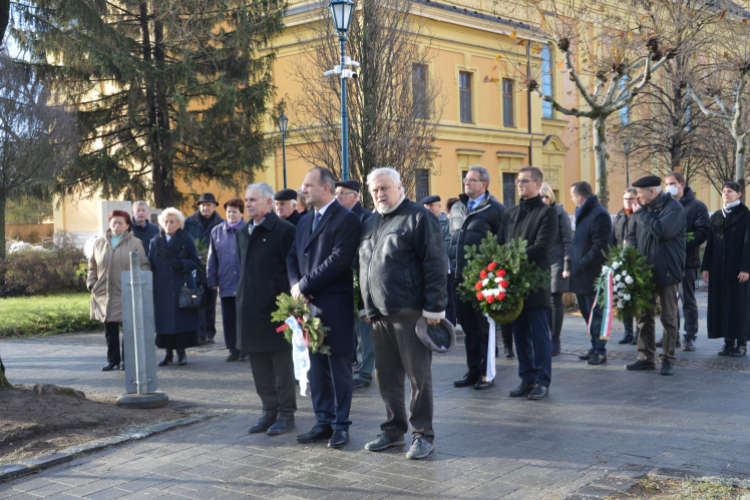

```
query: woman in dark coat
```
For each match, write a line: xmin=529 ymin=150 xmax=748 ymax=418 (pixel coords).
xmin=702 ymin=181 xmax=750 ymax=357
xmin=541 ymin=183 xmax=572 ymax=356
xmin=148 ymin=208 xmax=201 ymax=366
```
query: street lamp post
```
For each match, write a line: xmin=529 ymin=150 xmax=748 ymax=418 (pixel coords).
xmin=327 ymin=0 xmax=356 ymax=180
xmin=278 ymin=114 xmax=289 ymax=189
xmin=623 ymin=139 xmax=631 ymax=188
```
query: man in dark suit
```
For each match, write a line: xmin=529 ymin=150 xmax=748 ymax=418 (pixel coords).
xmin=237 ymin=183 xmax=297 ymax=436
xmin=569 ymin=181 xmax=612 ymax=365
xmin=498 ymin=166 xmax=558 ymax=401
xmin=334 ymin=179 xmax=374 ymax=390
xmin=287 ymin=167 xmax=362 ymax=449
xmin=274 ymin=189 xmax=302 ymax=226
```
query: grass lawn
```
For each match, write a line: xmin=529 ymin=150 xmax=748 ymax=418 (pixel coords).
xmin=0 ymin=292 xmax=99 ymax=338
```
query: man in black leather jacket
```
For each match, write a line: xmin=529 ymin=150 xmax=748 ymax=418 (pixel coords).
xmin=626 ymin=175 xmax=686 ymax=376
xmin=449 ymin=165 xmax=511 ymax=390
xmin=359 ymin=167 xmax=447 ymax=460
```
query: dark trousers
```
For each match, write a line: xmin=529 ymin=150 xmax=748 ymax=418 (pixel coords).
xmin=457 ymin=298 xmax=512 ymax=377
xmin=637 ymin=284 xmax=679 ymax=362
xmin=550 ymin=292 xmax=565 ymax=339
xmin=248 ymin=350 xmax=297 ymax=421
xmin=104 ymin=322 xmax=121 ymax=365
xmin=512 ymin=307 xmax=552 ymax=388
xmin=446 ymin=274 xmax=457 ymax=326
xmin=681 ymin=268 xmax=699 ymax=340
xmin=308 ymin=351 xmax=353 ymax=431
xmin=576 ymin=293 xmax=607 ymax=354
xmin=372 ymin=312 xmax=434 ymax=443
xmin=198 ymin=286 xmax=218 ymax=339
xmin=220 ymin=297 xmax=245 ymax=355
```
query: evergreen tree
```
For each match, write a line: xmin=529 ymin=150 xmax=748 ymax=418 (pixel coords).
xmin=12 ymin=0 xmax=287 ymax=207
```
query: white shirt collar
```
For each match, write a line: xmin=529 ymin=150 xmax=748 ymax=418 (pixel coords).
xmin=314 ymin=198 xmax=337 ymax=218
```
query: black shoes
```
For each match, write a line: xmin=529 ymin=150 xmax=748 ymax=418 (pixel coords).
xmin=226 ymin=352 xmax=240 ymax=362
xmin=730 ymin=344 xmax=747 ymax=357
xmin=101 ymin=363 xmax=119 ymax=372
xmin=683 ymin=339 xmax=696 ymax=352
xmin=158 ymin=350 xmax=173 ymax=367
xmin=509 ymin=383 xmax=536 ymax=398
xmin=473 ymin=379 xmax=494 ymax=390
xmin=619 ymin=333 xmax=634 ymax=345
xmin=631 ymin=333 xmax=639 ymax=345
xmin=239 ymin=353 xmax=250 ymax=362
xmin=626 ymin=359 xmax=656 ymax=371
xmin=528 ymin=385 xmax=549 ymax=400
xmin=718 ymin=341 xmax=734 ymax=356
xmin=551 ymin=336 xmax=561 ymax=357
xmin=176 ymin=349 xmax=187 ymax=366
xmin=248 ymin=416 xmax=275 ymax=434
xmin=327 ymin=430 xmax=349 ymax=449
xmin=579 ymin=349 xmax=594 ymax=361
xmin=453 ymin=373 xmax=479 ymax=388
xmin=296 ymin=426 xmax=334 ymax=443
xmin=353 ymin=379 xmax=371 ymax=390
xmin=661 ymin=360 xmax=675 ymax=376
xmin=587 ymin=353 xmax=607 ymax=365
xmin=504 ymin=346 xmax=515 ymax=359
xmin=365 ymin=434 xmax=406 ymax=452
xmin=267 ymin=420 xmax=295 ymax=436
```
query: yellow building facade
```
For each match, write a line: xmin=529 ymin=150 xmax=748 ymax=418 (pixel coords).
xmin=54 ymin=0 xmax=724 ymax=239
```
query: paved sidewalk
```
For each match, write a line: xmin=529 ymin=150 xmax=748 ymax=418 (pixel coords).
xmin=1 ymin=290 xmax=750 ymax=499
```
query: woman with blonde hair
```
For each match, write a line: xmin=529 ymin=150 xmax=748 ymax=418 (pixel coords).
xmin=87 ymin=210 xmax=150 ymax=371
xmin=540 ymin=183 xmax=573 ymax=356
xmin=148 ymin=208 xmax=201 ymax=366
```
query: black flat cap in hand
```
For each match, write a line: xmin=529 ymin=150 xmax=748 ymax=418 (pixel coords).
xmin=632 ymin=175 xmax=662 ymax=188
xmin=334 ymin=180 xmax=361 ymax=193
xmin=420 ymin=195 xmax=441 ymax=205
xmin=274 ymin=189 xmax=299 ymax=201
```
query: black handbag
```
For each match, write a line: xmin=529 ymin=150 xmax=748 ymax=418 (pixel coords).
xmin=179 ymin=276 xmax=205 ymax=310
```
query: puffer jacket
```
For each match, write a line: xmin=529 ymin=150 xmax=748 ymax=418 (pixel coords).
xmin=612 ymin=209 xmax=632 ymax=248
xmin=87 ymin=231 xmax=150 ymax=323
xmin=448 ymin=191 xmax=505 ymax=281
xmin=679 ymin=186 xmax=710 ymax=269
xmin=359 ymin=197 xmax=448 ymax=319
xmin=627 ymin=192 xmax=686 ymax=286
xmin=206 ymin=220 xmax=247 ymax=298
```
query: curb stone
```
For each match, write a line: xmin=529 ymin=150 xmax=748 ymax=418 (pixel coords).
xmin=0 ymin=410 xmax=227 ymax=484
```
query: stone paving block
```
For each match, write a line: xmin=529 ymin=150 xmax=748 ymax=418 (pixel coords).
xmin=62 ymin=479 xmax=126 ymax=497
xmin=82 ymin=487 xmax=133 ymax=500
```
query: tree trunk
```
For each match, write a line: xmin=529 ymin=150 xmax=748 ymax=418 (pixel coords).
xmin=0 ymin=187 xmax=6 ymax=260
xmin=593 ymin=116 xmax=610 ymax=210
xmin=735 ymin=136 xmax=746 ymax=187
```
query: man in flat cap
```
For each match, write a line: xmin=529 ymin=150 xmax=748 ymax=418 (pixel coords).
xmin=627 ymin=175 xmax=686 ymax=376
xmin=334 ymin=179 xmax=374 ymax=390
xmin=185 ymin=192 xmax=224 ymax=343
xmin=274 ymin=189 xmax=302 ymax=226
xmin=422 ymin=195 xmax=456 ymax=326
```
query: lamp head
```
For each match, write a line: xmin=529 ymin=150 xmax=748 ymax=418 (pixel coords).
xmin=278 ymin=114 xmax=288 ymax=134
xmin=329 ymin=0 xmax=355 ymax=33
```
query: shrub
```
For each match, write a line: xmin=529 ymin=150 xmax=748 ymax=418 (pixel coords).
xmin=0 ymin=240 xmax=87 ymax=297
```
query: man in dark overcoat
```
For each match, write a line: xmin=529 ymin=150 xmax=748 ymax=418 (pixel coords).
xmin=627 ymin=175 xmax=686 ymax=376
xmin=184 ymin=193 xmax=224 ymax=343
xmin=274 ymin=188 xmax=302 ymax=226
xmin=334 ymin=179 xmax=374 ymax=390
xmin=237 ymin=183 xmax=297 ymax=436
xmin=613 ymin=188 xmax=639 ymax=345
xmin=287 ymin=167 xmax=362 ymax=449
xmin=569 ymin=181 xmax=612 ymax=365
xmin=498 ymin=166 xmax=558 ymax=400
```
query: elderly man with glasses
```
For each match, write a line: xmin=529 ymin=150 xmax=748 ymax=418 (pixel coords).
xmin=613 ymin=188 xmax=640 ymax=345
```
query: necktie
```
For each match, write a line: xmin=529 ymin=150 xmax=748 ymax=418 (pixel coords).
xmin=312 ymin=210 xmax=322 ymax=233
xmin=467 ymin=200 xmax=475 ymax=213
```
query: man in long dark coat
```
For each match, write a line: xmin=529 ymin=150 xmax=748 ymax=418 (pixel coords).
xmin=702 ymin=181 xmax=750 ymax=357
xmin=237 ymin=183 xmax=297 ymax=436
xmin=569 ymin=181 xmax=612 ymax=365
xmin=498 ymin=166 xmax=558 ymax=401
xmin=288 ymin=167 xmax=362 ymax=449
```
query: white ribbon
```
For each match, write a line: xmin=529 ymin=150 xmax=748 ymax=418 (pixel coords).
xmin=484 ymin=313 xmax=496 ymax=382
xmin=287 ymin=316 xmax=310 ymax=397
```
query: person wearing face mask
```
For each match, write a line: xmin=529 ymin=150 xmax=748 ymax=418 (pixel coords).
xmin=626 ymin=175 xmax=686 ymax=376
xmin=702 ymin=181 xmax=750 ymax=357
xmin=656 ymin=172 xmax=709 ymax=352
xmin=613 ymin=188 xmax=640 ymax=345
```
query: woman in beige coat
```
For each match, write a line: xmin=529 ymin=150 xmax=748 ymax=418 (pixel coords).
xmin=87 ymin=210 xmax=150 ymax=371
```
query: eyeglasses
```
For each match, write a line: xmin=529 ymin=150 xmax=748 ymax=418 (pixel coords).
xmin=515 ymin=179 xmax=533 ymax=185
xmin=335 ymin=191 xmax=356 ymax=198
xmin=623 ymin=197 xmax=637 ymax=201
xmin=463 ymin=178 xmax=483 ymax=184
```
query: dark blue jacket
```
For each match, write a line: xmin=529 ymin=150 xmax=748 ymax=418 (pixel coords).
xmin=287 ymin=200 xmax=362 ymax=354
xmin=184 ymin=210 xmax=224 ymax=284
xmin=131 ymin=221 xmax=160 ymax=254
xmin=570 ymin=195 xmax=612 ymax=295
xmin=148 ymin=229 xmax=201 ymax=335
xmin=206 ymin=220 xmax=247 ymax=298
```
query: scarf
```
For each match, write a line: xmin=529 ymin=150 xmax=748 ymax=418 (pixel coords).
xmin=228 ymin=220 xmax=243 ymax=228
xmin=110 ymin=233 xmax=124 ymax=249
xmin=723 ymin=199 xmax=741 ymax=218
xmin=624 ymin=208 xmax=633 ymax=216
